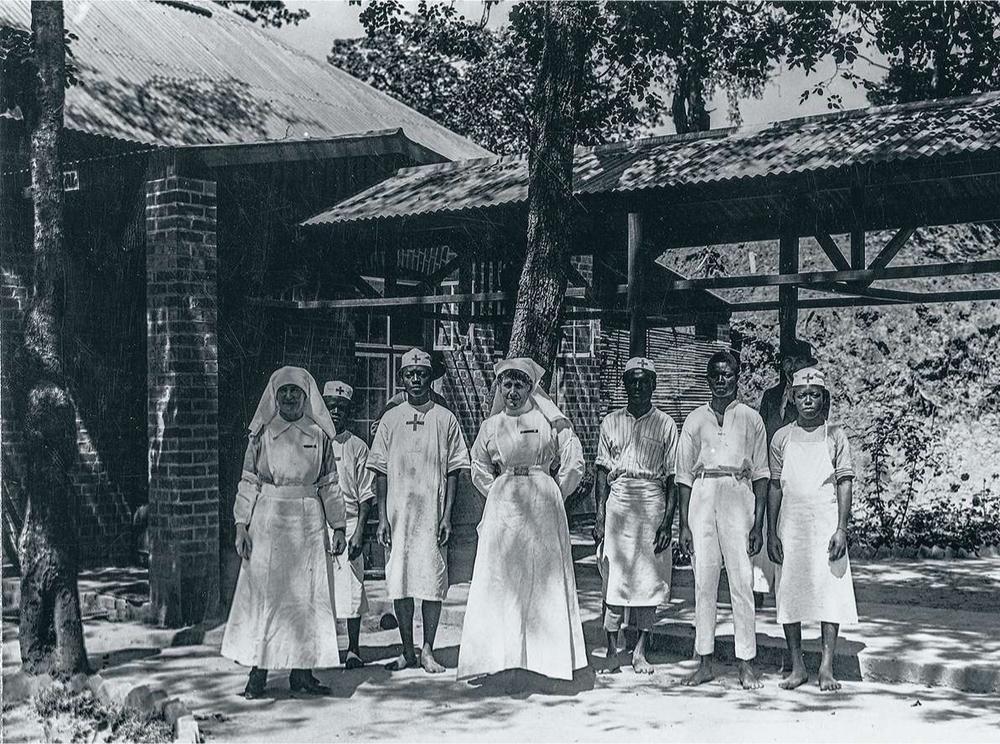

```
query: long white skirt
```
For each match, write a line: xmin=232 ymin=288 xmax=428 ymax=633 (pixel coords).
xmin=222 ymin=485 xmax=342 ymax=669
xmin=603 ymin=477 xmax=672 ymax=607
xmin=457 ymin=470 xmax=588 ymax=681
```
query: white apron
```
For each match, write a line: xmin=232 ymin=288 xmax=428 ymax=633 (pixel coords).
xmin=775 ymin=429 xmax=858 ymax=625
xmin=222 ymin=484 xmax=342 ymax=669
xmin=602 ymin=477 xmax=671 ymax=607
xmin=458 ymin=409 xmax=587 ymax=682
xmin=330 ymin=509 xmax=368 ymax=619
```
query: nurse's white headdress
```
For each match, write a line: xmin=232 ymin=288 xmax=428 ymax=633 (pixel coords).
xmin=248 ymin=366 xmax=337 ymax=440
xmin=489 ymin=357 xmax=571 ymax=426
xmin=791 ymin=367 xmax=826 ymax=389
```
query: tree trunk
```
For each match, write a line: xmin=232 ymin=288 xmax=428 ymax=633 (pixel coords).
xmin=18 ymin=0 xmax=89 ymax=678
xmin=506 ymin=1 xmax=590 ymax=374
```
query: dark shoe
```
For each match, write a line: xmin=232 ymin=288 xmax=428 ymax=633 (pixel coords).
xmin=289 ymin=669 xmax=331 ymax=695
xmin=243 ymin=667 xmax=268 ymax=699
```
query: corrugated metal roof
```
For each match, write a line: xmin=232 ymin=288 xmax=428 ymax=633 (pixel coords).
xmin=304 ymin=91 xmax=1000 ymax=226
xmin=0 ymin=0 xmax=490 ymax=161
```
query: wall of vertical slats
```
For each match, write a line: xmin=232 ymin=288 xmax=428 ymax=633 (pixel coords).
xmin=601 ymin=327 xmax=730 ymax=425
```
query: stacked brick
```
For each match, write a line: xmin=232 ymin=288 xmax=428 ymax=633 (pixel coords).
xmin=1 ymin=251 xmax=132 ymax=564
xmin=145 ymin=175 xmax=220 ymax=626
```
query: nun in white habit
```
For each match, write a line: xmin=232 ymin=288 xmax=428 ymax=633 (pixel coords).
xmin=221 ymin=366 xmax=347 ymax=699
xmin=457 ymin=357 xmax=587 ymax=682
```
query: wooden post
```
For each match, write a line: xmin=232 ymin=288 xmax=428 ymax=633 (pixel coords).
xmin=627 ymin=212 xmax=646 ymax=356
xmin=778 ymin=232 xmax=799 ymax=353
xmin=851 ymin=229 xmax=866 ymax=269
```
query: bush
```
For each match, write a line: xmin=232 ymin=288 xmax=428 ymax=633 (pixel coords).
xmin=34 ymin=685 xmax=173 ymax=744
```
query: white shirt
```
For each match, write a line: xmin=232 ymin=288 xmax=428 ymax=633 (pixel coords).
xmin=675 ymin=401 xmax=769 ymax=487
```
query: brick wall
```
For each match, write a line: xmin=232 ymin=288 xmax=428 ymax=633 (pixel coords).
xmin=1 ymin=193 xmax=136 ymax=566
xmin=145 ymin=175 xmax=220 ymax=626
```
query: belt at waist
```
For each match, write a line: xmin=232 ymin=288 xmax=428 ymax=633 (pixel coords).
xmin=500 ymin=465 xmax=549 ymax=477
xmin=260 ymin=483 xmax=319 ymax=499
xmin=697 ymin=470 xmax=749 ymax=480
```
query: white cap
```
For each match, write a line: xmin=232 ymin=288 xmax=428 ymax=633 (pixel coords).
xmin=322 ymin=381 xmax=353 ymax=400
xmin=400 ymin=348 xmax=432 ymax=370
xmin=791 ymin=367 xmax=826 ymax=389
xmin=624 ymin=357 xmax=656 ymax=376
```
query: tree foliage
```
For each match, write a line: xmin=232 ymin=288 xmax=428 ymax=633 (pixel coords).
xmin=212 ymin=1 xmax=309 ymax=28
xmin=330 ymin=0 xmax=849 ymax=153
xmin=801 ymin=1 xmax=1000 ymax=106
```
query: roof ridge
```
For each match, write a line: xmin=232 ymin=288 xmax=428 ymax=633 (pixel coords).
xmin=389 ymin=90 xmax=1000 ymax=176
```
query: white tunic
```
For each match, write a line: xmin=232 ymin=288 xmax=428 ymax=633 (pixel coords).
xmin=222 ymin=417 xmax=346 ymax=669
xmin=458 ymin=405 xmax=587 ymax=681
xmin=330 ymin=430 xmax=375 ymax=619
xmin=596 ymin=406 xmax=678 ymax=607
xmin=367 ymin=401 xmax=469 ymax=601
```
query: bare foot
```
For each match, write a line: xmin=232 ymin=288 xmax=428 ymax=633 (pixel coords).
xmin=683 ymin=659 xmax=715 ymax=686
xmin=597 ymin=651 xmax=622 ymax=675
xmin=344 ymin=651 xmax=364 ymax=670
xmin=738 ymin=660 xmax=763 ymax=690
xmin=420 ymin=645 xmax=446 ymax=674
xmin=818 ymin=666 xmax=841 ymax=691
xmin=779 ymin=668 xmax=809 ymax=690
xmin=385 ymin=653 xmax=417 ymax=671
xmin=632 ymin=650 xmax=654 ymax=675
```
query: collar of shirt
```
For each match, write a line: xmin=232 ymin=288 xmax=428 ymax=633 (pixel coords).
xmin=268 ymin=416 xmax=316 ymax=440
xmin=334 ymin=429 xmax=354 ymax=445
xmin=624 ymin=406 xmax=656 ymax=422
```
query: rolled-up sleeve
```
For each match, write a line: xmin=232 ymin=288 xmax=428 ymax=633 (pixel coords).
xmin=446 ymin=416 xmax=471 ymax=473
xmin=555 ymin=422 xmax=585 ymax=498
xmin=233 ymin=435 xmax=262 ymax=525
xmin=354 ymin=441 xmax=376 ymax=504
xmin=750 ymin=415 xmax=770 ymax=481
xmin=832 ymin=426 xmax=855 ymax=481
xmin=595 ymin=419 xmax=613 ymax=472
xmin=675 ymin=421 xmax=697 ymax=488
xmin=367 ymin=420 xmax=390 ymax=474
xmin=318 ymin=435 xmax=345 ymax=529
xmin=769 ymin=428 xmax=788 ymax=481
xmin=469 ymin=421 xmax=496 ymax=498
xmin=661 ymin=418 xmax=679 ymax=485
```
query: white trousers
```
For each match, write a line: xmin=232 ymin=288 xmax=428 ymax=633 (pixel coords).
xmin=689 ymin=475 xmax=757 ymax=660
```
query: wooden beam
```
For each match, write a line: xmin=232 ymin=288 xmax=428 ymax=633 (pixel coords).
xmin=566 ymin=260 xmax=589 ymax=289
xmin=627 ymin=212 xmax=646 ymax=356
xmin=668 ymin=287 xmax=1000 ymax=313
xmin=615 ymin=258 xmax=1000 ymax=292
xmin=778 ymin=233 xmax=799 ymax=353
xmin=862 ymin=226 xmax=916 ymax=284
xmin=351 ymin=274 xmax=381 ymax=299
xmin=815 ymin=233 xmax=851 ymax=271
xmin=249 ymin=286 xmax=593 ymax=311
xmin=850 ymin=229 xmax=866 ymax=270
xmin=423 ymin=251 xmax=469 ymax=288
xmin=807 ymin=282 xmax=926 ymax=304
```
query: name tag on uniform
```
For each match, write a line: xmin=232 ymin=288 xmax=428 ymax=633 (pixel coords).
xmin=519 ymin=429 xmax=539 ymax=435
xmin=303 ymin=444 xmax=317 ymax=449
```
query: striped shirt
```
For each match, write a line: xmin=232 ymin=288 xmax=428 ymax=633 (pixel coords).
xmin=596 ymin=406 xmax=679 ymax=486
xmin=675 ymin=401 xmax=769 ymax=488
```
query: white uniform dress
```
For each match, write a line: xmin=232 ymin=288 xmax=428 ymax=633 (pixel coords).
xmin=676 ymin=401 xmax=769 ymax=661
xmin=596 ymin=406 xmax=678 ymax=612
xmin=222 ymin=416 xmax=346 ymax=669
xmin=367 ymin=401 xmax=470 ymax=601
xmin=330 ymin=430 xmax=376 ymax=619
xmin=458 ymin=402 xmax=587 ymax=681
xmin=770 ymin=422 xmax=858 ymax=625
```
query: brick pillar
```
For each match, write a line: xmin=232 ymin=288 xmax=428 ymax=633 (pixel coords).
xmin=146 ymin=175 xmax=220 ymax=626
